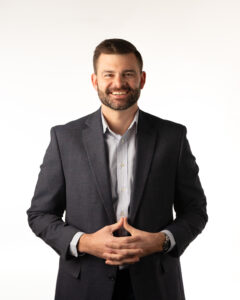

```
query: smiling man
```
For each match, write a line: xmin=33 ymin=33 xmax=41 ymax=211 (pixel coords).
xmin=27 ymin=39 xmax=208 ymax=300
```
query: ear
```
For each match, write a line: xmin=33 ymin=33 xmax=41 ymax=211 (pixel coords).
xmin=140 ymin=71 xmax=146 ymax=89
xmin=91 ymin=73 xmax=98 ymax=91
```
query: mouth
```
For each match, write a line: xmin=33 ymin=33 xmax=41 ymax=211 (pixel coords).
xmin=108 ymin=89 xmax=130 ymax=99
xmin=109 ymin=91 xmax=129 ymax=100
xmin=111 ymin=91 xmax=128 ymax=95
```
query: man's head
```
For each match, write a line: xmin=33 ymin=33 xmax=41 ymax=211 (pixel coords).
xmin=91 ymin=38 xmax=146 ymax=111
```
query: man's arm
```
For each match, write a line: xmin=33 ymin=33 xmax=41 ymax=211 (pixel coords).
xmin=26 ymin=127 xmax=80 ymax=260
xmin=165 ymin=126 xmax=208 ymax=257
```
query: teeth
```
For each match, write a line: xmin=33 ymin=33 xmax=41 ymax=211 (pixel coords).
xmin=112 ymin=92 xmax=127 ymax=95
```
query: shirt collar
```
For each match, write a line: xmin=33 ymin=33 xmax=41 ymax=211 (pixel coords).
xmin=101 ymin=109 xmax=139 ymax=135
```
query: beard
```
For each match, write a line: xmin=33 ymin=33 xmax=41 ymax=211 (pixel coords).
xmin=97 ymin=84 xmax=141 ymax=111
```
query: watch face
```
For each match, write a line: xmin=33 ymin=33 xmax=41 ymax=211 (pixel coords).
xmin=163 ymin=235 xmax=170 ymax=251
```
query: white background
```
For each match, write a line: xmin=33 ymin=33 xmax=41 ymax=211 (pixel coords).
xmin=1 ymin=0 xmax=240 ymax=299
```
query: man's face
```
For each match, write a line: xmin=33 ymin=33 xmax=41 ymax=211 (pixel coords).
xmin=91 ymin=53 xmax=146 ymax=111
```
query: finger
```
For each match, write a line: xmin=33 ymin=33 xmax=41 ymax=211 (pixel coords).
xmin=105 ymin=256 xmax=140 ymax=266
xmin=123 ymin=217 xmax=134 ymax=234
xmin=109 ymin=217 xmax=124 ymax=233
xmin=105 ymin=236 xmax=140 ymax=249
xmin=103 ymin=248 xmax=143 ymax=261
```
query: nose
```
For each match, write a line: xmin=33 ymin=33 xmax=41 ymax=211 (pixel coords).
xmin=113 ymin=74 xmax=125 ymax=89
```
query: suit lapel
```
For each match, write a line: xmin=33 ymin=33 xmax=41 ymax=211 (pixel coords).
xmin=129 ymin=110 xmax=158 ymax=224
xmin=82 ymin=108 xmax=116 ymax=224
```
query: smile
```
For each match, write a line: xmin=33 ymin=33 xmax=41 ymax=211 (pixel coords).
xmin=111 ymin=91 xmax=128 ymax=95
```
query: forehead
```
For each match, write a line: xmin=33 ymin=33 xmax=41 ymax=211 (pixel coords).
xmin=96 ymin=53 xmax=140 ymax=73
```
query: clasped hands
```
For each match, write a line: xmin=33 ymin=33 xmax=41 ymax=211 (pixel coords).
xmin=78 ymin=217 xmax=165 ymax=266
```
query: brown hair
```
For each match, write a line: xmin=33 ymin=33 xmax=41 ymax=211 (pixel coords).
xmin=93 ymin=38 xmax=143 ymax=73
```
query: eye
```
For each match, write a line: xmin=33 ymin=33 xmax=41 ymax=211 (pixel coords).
xmin=124 ymin=72 xmax=134 ymax=77
xmin=104 ymin=73 xmax=113 ymax=78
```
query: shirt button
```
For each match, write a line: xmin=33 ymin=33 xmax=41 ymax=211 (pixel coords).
xmin=120 ymin=163 xmax=125 ymax=168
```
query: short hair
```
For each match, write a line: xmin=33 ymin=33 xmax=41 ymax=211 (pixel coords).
xmin=93 ymin=38 xmax=143 ymax=73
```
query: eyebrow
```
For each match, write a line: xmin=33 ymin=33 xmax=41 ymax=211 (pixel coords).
xmin=102 ymin=69 xmax=137 ymax=74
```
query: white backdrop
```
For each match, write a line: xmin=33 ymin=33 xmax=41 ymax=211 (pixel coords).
xmin=1 ymin=0 xmax=240 ymax=299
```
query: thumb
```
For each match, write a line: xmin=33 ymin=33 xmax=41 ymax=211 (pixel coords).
xmin=123 ymin=217 xmax=135 ymax=234
xmin=110 ymin=217 xmax=124 ymax=233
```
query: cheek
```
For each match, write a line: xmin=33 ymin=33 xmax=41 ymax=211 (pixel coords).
xmin=99 ymin=78 xmax=110 ymax=87
xmin=96 ymin=80 xmax=105 ymax=90
xmin=130 ymin=80 xmax=141 ymax=89
xmin=99 ymin=83 xmax=108 ymax=92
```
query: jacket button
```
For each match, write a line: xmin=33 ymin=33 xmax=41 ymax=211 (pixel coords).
xmin=108 ymin=275 xmax=116 ymax=281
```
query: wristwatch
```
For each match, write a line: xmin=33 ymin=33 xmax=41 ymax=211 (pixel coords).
xmin=160 ymin=233 xmax=171 ymax=253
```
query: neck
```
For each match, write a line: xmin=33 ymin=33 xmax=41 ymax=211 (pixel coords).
xmin=101 ymin=104 xmax=138 ymax=135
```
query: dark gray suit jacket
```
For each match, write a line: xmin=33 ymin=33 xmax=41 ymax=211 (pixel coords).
xmin=27 ymin=108 xmax=208 ymax=300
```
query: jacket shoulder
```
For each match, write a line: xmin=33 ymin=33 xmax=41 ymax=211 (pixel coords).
xmin=140 ymin=110 xmax=187 ymax=133
xmin=51 ymin=109 xmax=100 ymax=133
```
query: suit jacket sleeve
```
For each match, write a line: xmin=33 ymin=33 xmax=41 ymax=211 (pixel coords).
xmin=165 ymin=126 xmax=208 ymax=257
xmin=27 ymin=127 xmax=80 ymax=260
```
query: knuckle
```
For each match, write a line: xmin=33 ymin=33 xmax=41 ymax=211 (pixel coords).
xmin=122 ymin=250 xmax=128 ymax=256
xmin=114 ymin=243 xmax=121 ymax=249
xmin=108 ymin=241 xmax=114 ymax=248
xmin=104 ymin=241 xmax=110 ymax=247
xmin=126 ymin=238 xmax=132 ymax=243
xmin=117 ymin=255 xmax=122 ymax=261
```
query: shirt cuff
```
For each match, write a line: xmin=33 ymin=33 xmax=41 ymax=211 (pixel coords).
xmin=161 ymin=229 xmax=176 ymax=252
xmin=69 ymin=231 xmax=85 ymax=257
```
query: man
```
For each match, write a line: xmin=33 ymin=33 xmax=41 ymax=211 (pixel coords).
xmin=27 ymin=38 xmax=208 ymax=300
